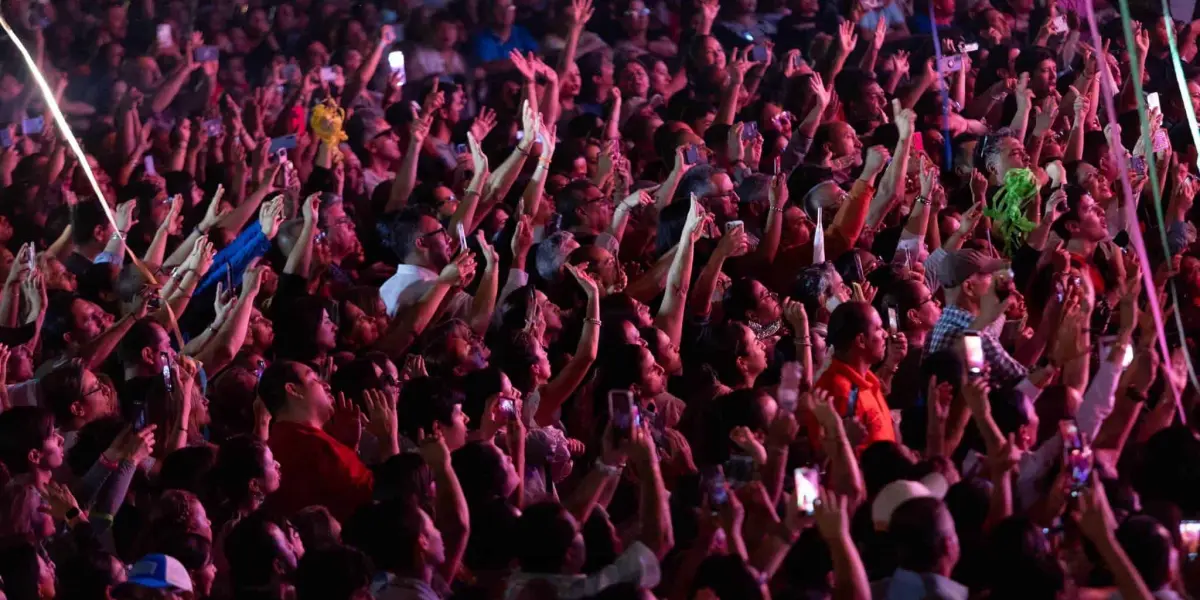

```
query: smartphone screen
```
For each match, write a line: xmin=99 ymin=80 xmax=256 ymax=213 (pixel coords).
xmin=702 ymin=467 xmax=728 ymax=508
xmin=794 ymin=467 xmax=820 ymax=515
xmin=387 ymin=51 xmax=407 ymax=86
xmin=456 ymin=223 xmax=468 ymax=251
xmin=157 ymin=24 xmax=173 ymax=47
xmin=320 ymin=67 xmax=337 ymax=83
xmin=725 ymin=219 xmax=744 ymax=232
xmin=750 ymin=44 xmax=768 ymax=62
xmin=144 ymin=155 xmax=157 ymax=177
xmin=498 ymin=396 xmax=516 ymax=420
xmin=1181 ymin=521 xmax=1200 ymax=559
xmin=268 ymin=135 xmax=298 ymax=154
xmin=888 ymin=307 xmax=899 ymax=332
xmin=608 ymin=390 xmax=639 ymax=442
xmin=1051 ymin=15 xmax=1067 ymax=33
xmin=724 ymin=454 xmax=755 ymax=487
xmin=1148 ymin=92 xmax=1161 ymax=111
xmin=160 ymin=352 xmax=174 ymax=393
xmin=21 ymin=117 xmax=44 ymax=136
xmin=741 ymin=121 xmax=758 ymax=140
xmin=962 ymin=332 xmax=985 ymax=375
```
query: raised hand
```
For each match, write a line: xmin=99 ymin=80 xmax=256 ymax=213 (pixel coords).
xmin=470 ymin=107 xmax=498 ymax=143
xmin=565 ymin=262 xmax=600 ymax=298
xmin=437 ymin=251 xmax=478 ymax=287
xmin=258 ymin=197 xmax=285 ymax=239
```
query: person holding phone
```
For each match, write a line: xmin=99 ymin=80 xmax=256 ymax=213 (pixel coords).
xmin=926 ymin=249 xmax=1027 ymax=385
xmin=812 ymin=301 xmax=895 ymax=452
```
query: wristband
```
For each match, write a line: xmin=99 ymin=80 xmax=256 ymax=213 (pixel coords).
xmin=594 ymin=458 xmax=623 ymax=476
xmin=585 ymin=317 xmax=602 ymax=327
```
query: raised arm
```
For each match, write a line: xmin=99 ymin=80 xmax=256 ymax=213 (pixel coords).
xmin=655 ymin=197 xmax=702 ymax=344
xmin=534 ymin=264 xmax=600 ymax=426
xmin=386 ymin=86 xmax=439 ymax=214
xmin=466 ymin=233 xmax=500 ymax=335
xmin=418 ymin=433 xmax=471 ymax=585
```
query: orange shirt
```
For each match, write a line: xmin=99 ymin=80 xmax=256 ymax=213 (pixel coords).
xmin=813 ymin=358 xmax=895 ymax=453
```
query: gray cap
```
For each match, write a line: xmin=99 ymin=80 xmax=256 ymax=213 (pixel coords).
xmin=937 ymin=249 xmax=1005 ymax=288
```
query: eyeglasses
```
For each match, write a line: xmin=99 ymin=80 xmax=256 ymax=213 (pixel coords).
xmin=380 ymin=373 xmax=399 ymax=387
xmin=82 ymin=384 xmax=105 ymax=398
xmin=421 ymin=227 xmax=448 ymax=239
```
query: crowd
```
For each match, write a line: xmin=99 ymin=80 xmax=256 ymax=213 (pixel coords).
xmin=0 ymin=0 xmax=1199 ymax=597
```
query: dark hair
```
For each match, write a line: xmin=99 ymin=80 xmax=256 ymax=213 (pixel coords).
xmin=555 ymin=180 xmax=601 ymax=230
xmin=116 ymin=318 xmax=165 ymax=367
xmin=860 ymin=441 xmax=917 ymax=497
xmin=826 ymin=301 xmax=876 ymax=353
xmin=460 ymin=366 xmax=507 ymax=426
xmin=258 ymin=360 xmax=307 ymax=415
xmin=1116 ymin=515 xmax=1174 ymax=590
xmin=157 ymin=445 xmax=218 ymax=498
xmin=214 ymin=436 xmax=271 ymax=510
xmin=155 ymin=532 xmax=212 ymax=571
xmin=451 ymin=441 xmax=513 ymax=506
xmin=224 ymin=510 xmax=293 ymax=589
xmin=72 ymin=200 xmax=111 ymax=245
xmin=396 ymin=377 xmax=463 ymax=442
xmin=378 ymin=207 xmax=434 ymax=260
xmin=0 ymin=406 xmax=56 ymax=475
xmin=889 ymin=497 xmax=952 ymax=572
xmin=0 ymin=542 xmax=42 ymax=600
xmin=515 ymin=501 xmax=577 ymax=573
xmin=40 ymin=359 xmax=87 ymax=427
xmin=691 ymin=554 xmax=766 ymax=599
xmin=342 ymin=498 xmax=426 ymax=572
xmin=1049 ymin=184 xmax=1091 ymax=241
xmin=494 ymin=330 xmax=542 ymax=396
xmin=57 ymin=548 xmax=124 ymax=600
xmin=296 ymin=545 xmax=374 ymax=600
xmin=291 ymin=505 xmax=343 ymax=552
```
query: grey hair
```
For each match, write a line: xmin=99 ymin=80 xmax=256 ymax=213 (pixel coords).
xmin=535 ymin=231 xmax=576 ymax=281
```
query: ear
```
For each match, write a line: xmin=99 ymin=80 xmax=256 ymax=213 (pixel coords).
xmin=92 ymin=224 xmax=108 ymax=243
xmin=140 ymin=346 xmax=157 ymax=367
xmin=69 ymin=401 xmax=86 ymax=418
xmin=284 ymin=381 xmax=302 ymax=400
xmin=26 ymin=448 xmax=40 ymax=468
xmin=906 ymin=307 xmax=919 ymax=326
xmin=248 ymin=478 xmax=263 ymax=497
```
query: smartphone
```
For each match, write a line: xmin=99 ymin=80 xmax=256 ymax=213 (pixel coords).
xmin=741 ymin=121 xmax=758 ymax=141
xmin=960 ymin=42 xmax=980 ymax=53
xmin=144 ymin=155 xmax=157 ymax=177
xmin=962 ymin=331 xmax=985 ymax=376
xmin=25 ymin=242 xmax=34 ymax=273
xmin=724 ymin=454 xmax=755 ymax=487
xmin=160 ymin=351 xmax=174 ymax=393
xmin=938 ymin=55 xmax=964 ymax=74
xmin=888 ymin=306 xmax=899 ymax=332
xmin=750 ymin=44 xmax=769 ymax=62
xmin=1050 ymin=15 xmax=1068 ymax=33
xmin=456 ymin=222 xmax=468 ymax=251
xmin=268 ymin=135 xmax=298 ymax=155
xmin=157 ymin=23 xmax=173 ymax=47
xmin=21 ymin=116 xmax=44 ymax=136
xmin=454 ymin=143 xmax=468 ymax=155
xmin=608 ymin=389 xmax=639 ymax=442
xmin=778 ymin=361 xmax=802 ymax=413
xmin=281 ymin=63 xmax=300 ymax=81
xmin=203 ymin=119 xmax=222 ymax=137
xmin=684 ymin=144 xmax=707 ymax=165
xmin=0 ymin=129 xmax=13 ymax=149
xmin=1181 ymin=521 xmax=1200 ymax=560
xmin=1147 ymin=92 xmax=1161 ymax=111
xmin=1131 ymin=155 xmax=1147 ymax=177
xmin=387 ymin=51 xmax=405 ymax=73
xmin=702 ymin=466 xmax=728 ymax=509
xmin=793 ymin=467 xmax=820 ymax=515
xmin=725 ymin=219 xmax=744 ymax=232
xmin=774 ymin=156 xmax=782 ymax=175
xmin=320 ymin=67 xmax=337 ymax=83
xmin=498 ymin=396 xmax=517 ymax=420
xmin=193 ymin=45 xmax=220 ymax=63
xmin=1152 ymin=129 xmax=1170 ymax=153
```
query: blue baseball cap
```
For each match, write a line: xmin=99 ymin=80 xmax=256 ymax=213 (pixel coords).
xmin=127 ymin=554 xmax=193 ymax=592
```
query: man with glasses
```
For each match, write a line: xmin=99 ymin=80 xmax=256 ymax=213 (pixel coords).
xmin=347 ymin=108 xmax=401 ymax=197
xmin=379 ymin=208 xmax=485 ymax=325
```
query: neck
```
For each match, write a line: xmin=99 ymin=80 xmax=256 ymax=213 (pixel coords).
xmin=1066 ymin=238 xmax=1097 ymax=258
xmin=945 ymin=288 xmax=978 ymax=315
xmin=405 ymin=253 xmax=437 ymax=272
xmin=14 ymin=470 xmax=51 ymax=491
xmin=275 ymin=406 xmax=325 ymax=429
xmin=492 ymin=23 xmax=512 ymax=38
xmin=367 ymin=156 xmax=392 ymax=174
xmin=905 ymin=328 xmax=929 ymax=348
xmin=77 ymin=242 xmax=104 ymax=261
xmin=835 ymin=352 xmax=872 ymax=375
xmin=394 ymin=564 xmax=435 ymax=585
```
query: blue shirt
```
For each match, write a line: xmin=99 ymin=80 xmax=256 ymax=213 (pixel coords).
xmin=195 ymin=226 xmax=272 ymax=297
xmin=470 ymin=26 xmax=539 ymax=65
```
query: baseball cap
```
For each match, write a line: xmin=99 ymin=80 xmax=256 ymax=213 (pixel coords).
xmin=871 ymin=476 xmax=949 ymax=531
xmin=936 ymin=249 xmax=1006 ymax=288
xmin=127 ymin=554 xmax=194 ymax=592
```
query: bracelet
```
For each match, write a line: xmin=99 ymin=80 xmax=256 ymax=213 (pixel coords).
xmin=769 ymin=206 xmax=784 ymax=213
xmin=915 ymin=195 xmax=930 ymax=205
xmin=516 ymin=144 xmax=533 ymax=156
xmin=594 ymin=458 xmax=623 ymax=476
xmin=111 ymin=231 xmax=127 ymax=241
xmin=584 ymin=317 xmax=602 ymax=326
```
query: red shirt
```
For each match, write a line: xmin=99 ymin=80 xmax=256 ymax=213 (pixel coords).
xmin=267 ymin=421 xmax=374 ymax=521
xmin=811 ymin=358 xmax=895 ymax=454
